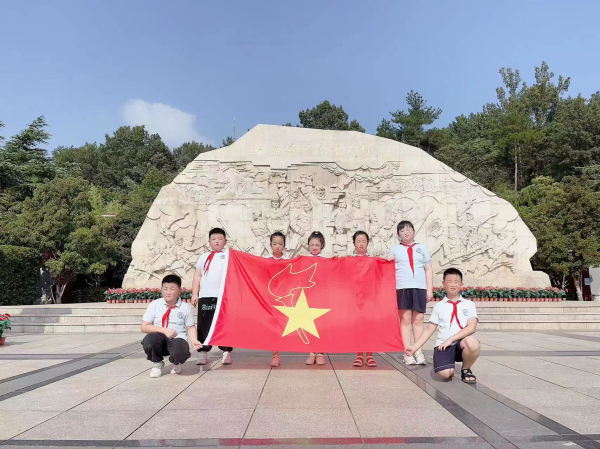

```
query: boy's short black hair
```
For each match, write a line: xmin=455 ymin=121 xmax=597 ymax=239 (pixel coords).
xmin=270 ymin=231 xmax=286 ymax=244
xmin=162 ymin=274 xmax=182 ymax=287
xmin=397 ymin=220 xmax=415 ymax=233
xmin=443 ymin=268 xmax=463 ymax=281
xmin=209 ymin=227 xmax=227 ymax=239
xmin=352 ymin=230 xmax=369 ymax=243
xmin=308 ymin=231 xmax=325 ymax=248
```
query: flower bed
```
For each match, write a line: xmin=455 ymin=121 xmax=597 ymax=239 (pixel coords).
xmin=433 ymin=286 xmax=566 ymax=302
xmin=105 ymin=288 xmax=193 ymax=303
xmin=0 ymin=313 xmax=12 ymax=343
xmin=104 ymin=287 xmax=567 ymax=303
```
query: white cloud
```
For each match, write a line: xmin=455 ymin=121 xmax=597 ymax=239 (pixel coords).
xmin=121 ymin=99 xmax=210 ymax=148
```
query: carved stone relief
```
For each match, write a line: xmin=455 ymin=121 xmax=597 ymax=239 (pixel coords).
xmin=124 ymin=125 xmax=550 ymax=288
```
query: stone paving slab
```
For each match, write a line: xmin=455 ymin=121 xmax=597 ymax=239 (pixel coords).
xmin=0 ymin=410 xmax=61 ymax=440
xmin=18 ymin=410 xmax=157 ymax=440
xmin=127 ymin=409 xmax=255 ymax=439
xmin=3 ymin=331 xmax=600 ymax=448
xmin=352 ymin=407 xmax=475 ymax=438
xmin=245 ymin=408 xmax=360 ymax=438
xmin=0 ymin=359 xmax=65 ymax=381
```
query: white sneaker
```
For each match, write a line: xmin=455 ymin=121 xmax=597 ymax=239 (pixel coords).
xmin=196 ymin=352 xmax=208 ymax=365
xmin=414 ymin=350 xmax=426 ymax=365
xmin=170 ymin=364 xmax=183 ymax=375
xmin=403 ymin=355 xmax=417 ymax=365
xmin=222 ymin=351 xmax=232 ymax=365
xmin=150 ymin=361 xmax=164 ymax=378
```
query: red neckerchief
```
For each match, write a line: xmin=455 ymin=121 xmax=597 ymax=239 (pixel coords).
xmin=162 ymin=303 xmax=178 ymax=328
xmin=401 ymin=242 xmax=417 ymax=277
xmin=203 ymin=250 xmax=223 ymax=275
xmin=448 ymin=300 xmax=464 ymax=330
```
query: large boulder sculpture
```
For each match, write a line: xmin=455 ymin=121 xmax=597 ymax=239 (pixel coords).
xmin=123 ymin=125 xmax=549 ymax=288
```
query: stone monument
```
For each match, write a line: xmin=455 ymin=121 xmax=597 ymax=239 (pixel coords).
xmin=123 ymin=125 xmax=550 ymax=288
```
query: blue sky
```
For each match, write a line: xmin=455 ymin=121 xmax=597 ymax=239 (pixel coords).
xmin=1 ymin=0 xmax=599 ymax=150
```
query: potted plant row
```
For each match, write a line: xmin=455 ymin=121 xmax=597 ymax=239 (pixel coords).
xmin=105 ymin=288 xmax=193 ymax=304
xmin=0 ymin=313 xmax=12 ymax=346
xmin=432 ymin=286 xmax=566 ymax=302
xmin=104 ymin=286 xmax=567 ymax=304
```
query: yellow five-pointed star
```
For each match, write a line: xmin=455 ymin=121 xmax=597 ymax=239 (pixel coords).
xmin=274 ymin=289 xmax=331 ymax=338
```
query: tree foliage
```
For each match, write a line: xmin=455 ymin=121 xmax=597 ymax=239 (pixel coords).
xmin=0 ymin=177 xmax=120 ymax=303
xmin=95 ymin=125 xmax=176 ymax=191
xmin=511 ymin=177 xmax=600 ymax=299
xmin=299 ymin=100 xmax=365 ymax=132
xmin=377 ymin=91 xmax=442 ymax=146
xmin=173 ymin=141 xmax=215 ymax=169
xmin=0 ymin=116 xmax=60 ymax=212
xmin=0 ymin=245 xmax=40 ymax=306
xmin=222 ymin=136 xmax=235 ymax=147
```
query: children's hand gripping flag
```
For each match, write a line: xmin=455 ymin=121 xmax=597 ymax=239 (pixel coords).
xmin=205 ymin=250 xmax=404 ymax=353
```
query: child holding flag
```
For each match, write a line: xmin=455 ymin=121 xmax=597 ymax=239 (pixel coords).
xmin=306 ymin=231 xmax=327 ymax=365
xmin=191 ymin=228 xmax=234 ymax=366
xmin=141 ymin=274 xmax=202 ymax=378
xmin=405 ymin=268 xmax=480 ymax=383
xmin=387 ymin=221 xmax=433 ymax=365
xmin=266 ymin=231 xmax=289 ymax=367
xmin=267 ymin=231 xmax=289 ymax=261
xmin=352 ymin=231 xmax=377 ymax=368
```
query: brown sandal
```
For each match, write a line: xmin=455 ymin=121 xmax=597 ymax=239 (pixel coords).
xmin=353 ymin=355 xmax=364 ymax=367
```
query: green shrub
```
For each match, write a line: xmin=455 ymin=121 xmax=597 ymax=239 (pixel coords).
xmin=0 ymin=246 xmax=40 ymax=306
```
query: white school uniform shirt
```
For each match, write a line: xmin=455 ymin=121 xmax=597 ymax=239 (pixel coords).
xmin=308 ymin=253 xmax=327 ymax=257
xmin=353 ymin=253 xmax=371 ymax=257
xmin=388 ymin=242 xmax=432 ymax=290
xmin=142 ymin=298 xmax=195 ymax=341
xmin=195 ymin=250 xmax=229 ymax=298
xmin=266 ymin=254 xmax=290 ymax=260
xmin=429 ymin=296 xmax=478 ymax=346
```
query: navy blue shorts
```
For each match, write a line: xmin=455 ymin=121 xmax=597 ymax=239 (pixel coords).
xmin=396 ymin=288 xmax=427 ymax=313
xmin=433 ymin=341 xmax=463 ymax=373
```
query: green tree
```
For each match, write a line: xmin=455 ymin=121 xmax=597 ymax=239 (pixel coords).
xmin=59 ymin=226 xmax=121 ymax=289
xmin=490 ymin=106 xmax=544 ymax=191
xmin=96 ymin=126 xmax=175 ymax=191
xmin=376 ymin=119 xmax=399 ymax=141
xmin=173 ymin=142 xmax=215 ymax=169
xmin=378 ymin=91 xmax=442 ymax=147
xmin=525 ymin=61 xmax=570 ymax=127
xmin=0 ymin=117 xmax=60 ymax=211
xmin=348 ymin=119 xmax=365 ymax=132
xmin=0 ymin=245 xmax=40 ymax=306
xmin=53 ymin=143 xmax=100 ymax=181
xmin=222 ymin=136 xmax=235 ymax=147
xmin=299 ymin=100 xmax=365 ymax=132
xmin=514 ymin=176 xmax=600 ymax=299
xmin=541 ymin=95 xmax=600 ymax=180
xmin=4 ymin=177 xmax=120 ymax=303
xmin=436 ymin=138 xmax=511 ymax=190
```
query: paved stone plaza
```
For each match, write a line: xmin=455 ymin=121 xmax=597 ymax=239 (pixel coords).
xmin=1 ymin=332 xmax=600 ymax=449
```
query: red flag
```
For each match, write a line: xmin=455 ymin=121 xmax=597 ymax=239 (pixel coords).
xmin=207 ymin=250 xmax=404 ymax=353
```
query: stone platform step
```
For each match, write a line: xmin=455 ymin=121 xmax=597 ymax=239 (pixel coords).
xmin=3 ymin=301 xmax=600 ymax=333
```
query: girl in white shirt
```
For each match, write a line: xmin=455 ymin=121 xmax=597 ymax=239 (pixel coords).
xmin=351 ymin=231 xmax=377 ymax=367
xmin=266 ymin=231 xmax=289 ymax=367
xmin=306 ymin=231 xmax=327 ymax=365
